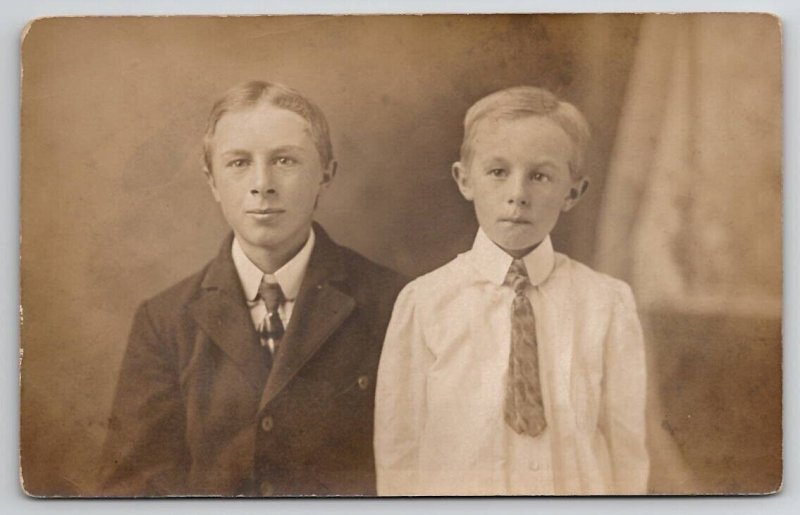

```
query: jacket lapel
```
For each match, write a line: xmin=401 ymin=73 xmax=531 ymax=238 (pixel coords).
xmin=187 ymin=234 xmax=269 ymax=392
xmin=259 ymin=225 xmax=356 ymax=410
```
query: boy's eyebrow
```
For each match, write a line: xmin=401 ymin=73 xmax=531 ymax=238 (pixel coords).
xmin=479 ymin=155 xmax=510 ymax=164
xmin=219 ymin=149 xmax=251 ymax=157
xmin=480 ymin=155 xmax=560 ymax=167
xmin=269 ymin=145 xmax=306 ymax=154
xmin=531 ymin=159 xmax=559 ymax=168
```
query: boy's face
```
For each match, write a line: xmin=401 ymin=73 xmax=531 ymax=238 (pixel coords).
xmin=206 ymin=102 xmax=335 ymax=260
xmin=452 ymin=115 xmax=588 ymax=256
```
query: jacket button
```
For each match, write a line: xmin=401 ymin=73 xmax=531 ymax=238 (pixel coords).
xmin=357 ymin=375 xmax=370 ymax=390
xmin=261 ymin=415 xmax=274 ymax=432
xmin=259 ymin=480 xmax=275 ymax=496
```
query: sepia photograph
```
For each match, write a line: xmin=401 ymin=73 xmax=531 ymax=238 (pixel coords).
xmin=19 ymin=13 xmax=782 ymax=497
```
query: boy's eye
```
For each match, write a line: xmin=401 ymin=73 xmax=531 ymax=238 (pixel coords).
xmin=487 ymin=168 xmax=507 ymax=177
xmin=274 ymin=156 xmax=298 ymax=166
xmin=532 ymin=172 xmax=551 ymax=182
xmin=227 ymin=158 xmax=249 ymax=168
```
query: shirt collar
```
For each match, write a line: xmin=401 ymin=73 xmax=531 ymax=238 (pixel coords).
xmin=467 ymin=227 xmax=555 ymax=287
xmin=231 ymin=227 xmax=316 ymax=302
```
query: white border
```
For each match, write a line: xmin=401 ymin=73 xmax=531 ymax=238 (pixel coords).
xmin=4 ymin=1 xmax=797 ymax=513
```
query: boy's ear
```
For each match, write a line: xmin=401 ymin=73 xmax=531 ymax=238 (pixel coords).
xmin=204 ymin=168 xmax=221 ymax=203
xmin=451 ymin=161 xmax=474 ymax=202
xmin=562 ymin=176 xmax=590 ymax=212
xmin=320 ymin=160 xmax=337 ymax=189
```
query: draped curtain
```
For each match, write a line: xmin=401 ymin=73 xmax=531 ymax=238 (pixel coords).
xmin=595 ymin=14 xmax=782 ymax=316
xmin=594 ymin=14 xmax=782 ymax=493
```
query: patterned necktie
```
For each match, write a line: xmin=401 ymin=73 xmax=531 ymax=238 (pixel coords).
xmin=258 ymin=278 xmax=285 ymax=354
xmin=504 ymin=259 xmax=547 ymax=437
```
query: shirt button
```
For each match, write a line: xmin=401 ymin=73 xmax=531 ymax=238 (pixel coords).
xmin=357 ymin=375 xmax=370 ymax=390
xmin=529 ymin=461 xmax=540 ymax=471
xmin=261 ymin=415 xmax=274 ymax=432
xmin=259 ymin=480 xmax=275 ymax=496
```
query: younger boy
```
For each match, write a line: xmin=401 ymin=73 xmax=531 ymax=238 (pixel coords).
xmin=374 ymin=86 xmax=649 ymax=495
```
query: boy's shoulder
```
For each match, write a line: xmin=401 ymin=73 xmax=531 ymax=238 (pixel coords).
xmin=553 ymin=251 xmax=637 ymax=307
xmin=393 ymin=253 xmax=473 ymax=312
xmin=404 ymin=252 xmax=470 ymax=291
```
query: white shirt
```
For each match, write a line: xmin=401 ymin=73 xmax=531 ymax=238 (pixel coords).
xmin=231 ymin=228 xmax=315 ymax=332
xmin=374 ymin=228 xmax=649 ymax=496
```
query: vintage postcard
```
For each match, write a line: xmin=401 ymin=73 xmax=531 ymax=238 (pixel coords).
xmin=19 ymin=13 xmax=782 ymax=497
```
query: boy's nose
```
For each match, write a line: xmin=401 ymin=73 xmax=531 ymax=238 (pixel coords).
xmin=507 ymin=175 xmax=529 ymax=206
xmin=250 ymin=162 xmax=277 ymax=196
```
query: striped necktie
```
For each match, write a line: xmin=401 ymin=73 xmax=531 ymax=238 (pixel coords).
xmin=258 ymin=278 xmax=285 ymax=354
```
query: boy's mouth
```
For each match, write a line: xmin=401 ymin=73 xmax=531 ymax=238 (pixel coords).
xmin=247 ymin=207 xmax=285 ymax=215
xmin=246 ymin=207 xmax=286 ymax=221
xmin=499 ymin=217 xmax=531 ymax=225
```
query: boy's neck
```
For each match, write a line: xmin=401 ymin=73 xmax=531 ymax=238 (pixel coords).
xmin=238 ymin=230 xmax=311 ymax=274
xmin=501 ymin=241 xmax=542 ymax=260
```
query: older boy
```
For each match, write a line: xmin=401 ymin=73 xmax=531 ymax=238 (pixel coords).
xmin=374 ymin=86 xmax=649 ymax=495
xmin=99 ymin=81 xmax=406 ymax=496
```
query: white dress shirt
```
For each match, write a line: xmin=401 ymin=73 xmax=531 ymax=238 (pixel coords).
xmin=231 ymin=228 xmax=315 ymax=332
xmin=374 ymin=228 xmax=649 ymax=496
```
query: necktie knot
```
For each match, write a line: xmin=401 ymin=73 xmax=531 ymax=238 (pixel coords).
xmin=258 ymin=279 xmax=285 ymax=313
xmin=505 ymin=259 xmax=531 ymax=295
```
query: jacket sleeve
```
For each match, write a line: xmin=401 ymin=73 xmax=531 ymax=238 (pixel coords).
xmin=97 ymin=301 xmax=189 ymax=496
xmin=373 ymin=282 xmax=434 ymax=496
xmin=599 ymin=283 xmax=650 ymax=494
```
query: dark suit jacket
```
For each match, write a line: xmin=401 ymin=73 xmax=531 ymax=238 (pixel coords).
xmin=99 ymin=224 xmax=406 ymax=496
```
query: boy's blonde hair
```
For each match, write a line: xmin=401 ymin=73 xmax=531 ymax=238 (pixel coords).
xmin=460 ymin=86 xmax=591 ymax=178
xmin=203 ymin=80 xmax=334 ymax=172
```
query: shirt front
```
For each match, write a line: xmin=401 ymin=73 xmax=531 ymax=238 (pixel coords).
xmin=374 ymin=228 xmax=649 ymax=496
xmin=231 ymin=228 xmax=316 ymax=332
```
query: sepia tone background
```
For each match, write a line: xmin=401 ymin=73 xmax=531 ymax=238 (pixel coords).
xmin=20 ymin=14 xmax=781 ymax=496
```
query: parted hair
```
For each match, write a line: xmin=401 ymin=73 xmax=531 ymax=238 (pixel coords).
xmin=460 ymin=86 xmax=591 ymax=177
xmin=203 ymin=80 xmax=334 ymax=172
